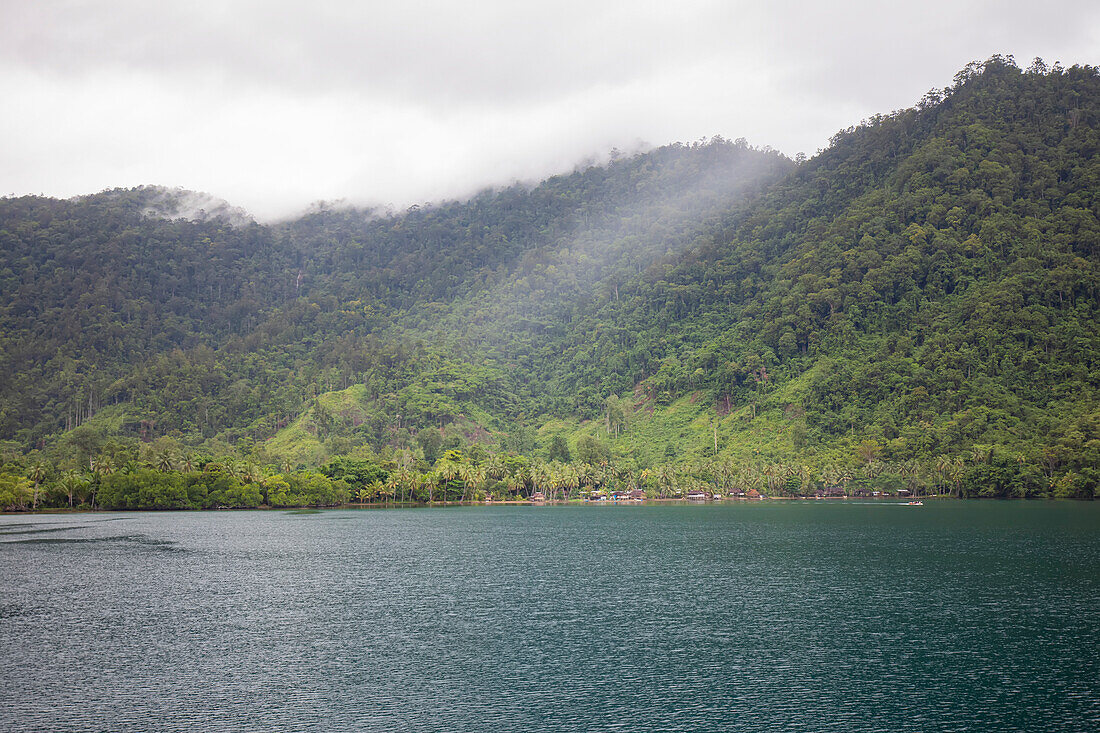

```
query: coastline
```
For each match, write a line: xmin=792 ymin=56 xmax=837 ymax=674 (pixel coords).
xmin=0 ymin=494 xmax=998 ymax=515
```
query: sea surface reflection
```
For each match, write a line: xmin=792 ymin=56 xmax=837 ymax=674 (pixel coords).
xmin=1 ymin=501 xmax=1098 ymax=732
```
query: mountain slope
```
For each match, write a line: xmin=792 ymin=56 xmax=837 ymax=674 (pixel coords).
xmin=0 ymin=140 xmax=788 ymax=445
xmin=520 ymin=56 xmax=1099 ymax=470
xmin=0 ymin=56 xmax=1097 ymax=498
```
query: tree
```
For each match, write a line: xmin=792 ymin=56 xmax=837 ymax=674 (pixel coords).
xmin=28 ymin=462 xmax=47 ymax=510
xmin=417 ymin=428 xmax=443 ymax=465
xmin=156 ymin=449 xmax=175 ymax=473
xmin=548 ymin=435 xmax=572 ymax=463
xmin=856 ymin=440 xmax=881 ymax=469
xmin=604 ymin=395 xmax=628 ymax=437
xmin=576 ymin=435 xmax=610 ymax=465
xmin=60 ymin=471 xmax=85 ymax=508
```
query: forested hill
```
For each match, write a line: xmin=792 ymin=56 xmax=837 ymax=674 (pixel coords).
xmin=531 ymin=56 xmax=1100 ymax=449
xmin=1 ymin=56 xmax=1098 ymax=498
xmin=0 ymin=137 xmax=789 ymax=445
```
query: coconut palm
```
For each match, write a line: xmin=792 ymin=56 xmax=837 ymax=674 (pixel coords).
xmin=505 ymin=471 xmax=525 ymax=498
xmin=471 ymin=466 xmax=487 ymax=500
xmin=387 ymin=469 xmax=406 ymax=503
xmin=485 ymin=455 xmax=506 ymax=481
xmin=934 ymin=455 xmax=952 ymax=494
xmin=156 ymin=449 xmax=175 ymax=473
xmin=60 ymin=470 xmax=85 ymax=508
xmin=736 ymin=465 xmax=757 ymax=492
xmin=719 ymin=462 xmax=736 ymax=494
xmin=839 ymin=467 xmax=853 ymax=495
xmin=950 ymin=456 xmax=965 ymax=497
xmin=656 ymin=464 xmax=677 ymax=497
xmin=576 ymin=463 xmax=593 ymax=490
xmin=89 ymin=455 xmax=106 ymax=476
xmin=763 ymin=463 xmax=782 ymax=495
xmin=525 ymin=462 xmax=543 ymax=498
xmin=563 ymin=464 xmax=580 ymax=499
xmin=242 ymin=461 xmax=263 ymax=484
xmin=28 ymin=462 xmax=47 ymax=510
xmin=458 ymin=463 xmax=480 ymax=502
xmin=437 ymin=461 xmax=460 ymax=503
xmin=424 ymin=471 xmax=438 ymax=503
xmin=901 ymin=459 xmax=923 ymax=496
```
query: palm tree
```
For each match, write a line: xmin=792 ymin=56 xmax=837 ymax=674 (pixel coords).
xmin=437 ymin=462 xmax=460 ymax=503
xmin=901 ymin=460 xmax=922 ymax=496
xmin=719 ymin=462 xmax=736 ymax=494
xmin=595 ymin=463 xmax=614 ymax=493
xmin=423 ymin=471 xmax=437 ymax=503
xmin=934 ymin=455 xmax=952 ymax=494
xmin=505 ymin=471 xmax=525 ymax=499
xmin=87 ymin=455 xmax=113 ymax=509
xmin=458 ymin=463 xmax=474 ymax=502
xmin=737 ymin=465 xmax=758 ymax=493
xmin=950 ymin=456 xmax=965 ymax=497
xmin=60 ymin=470 xmax=85 ymax=508
xmin=387 ymin=470 xmax=404 ymax=504
xmin=241 ymin=461 xmax=262 ymax=484
xmin=156 ymin=449 xmax=175 ymax=473
xmin=764 ymin=463 xmax=782 ymax=495
xmin=576 ymin=463 xmax=593 ymax=492
xmin=839 ymin=467 xmax=853 ymax=495
xmin=657 ymin=464 xmax=677 ymax=497
xmin=530 ymin=462 xmax=551 ymax=499
xmin=28 ymin=462 xmax=47 ymax=510
xmin=505 ymin=464 xmax=524 ymax=496
xmin=563 ymin=464 xmax=580 ymax=499
xmin=485 ymin=456 xmax=506 ymax=482
xmin=91 ymin=453 xmax=115 ymax=477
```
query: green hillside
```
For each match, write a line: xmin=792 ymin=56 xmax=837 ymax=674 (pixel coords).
xmin=1 ymin=56 xmax=1098 ymax=507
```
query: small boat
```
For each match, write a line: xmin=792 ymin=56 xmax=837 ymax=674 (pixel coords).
xmin=905 ymin=501 xmax=923 ymax=506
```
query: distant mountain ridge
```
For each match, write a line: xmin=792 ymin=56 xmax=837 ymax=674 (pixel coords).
xmin=0 ymin=56 xmax=1097 ymax=495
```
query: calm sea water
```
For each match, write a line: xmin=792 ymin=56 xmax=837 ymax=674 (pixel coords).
xmin=1 ymin=501 xmax=1097 ymax=732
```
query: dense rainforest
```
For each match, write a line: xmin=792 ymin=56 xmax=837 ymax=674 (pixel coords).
xmin=1 ymin=55 xmax=1098 ymax=509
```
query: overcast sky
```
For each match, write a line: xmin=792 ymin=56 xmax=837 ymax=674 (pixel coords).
xmin=1 ymin=1 xmax=1096 ymax=220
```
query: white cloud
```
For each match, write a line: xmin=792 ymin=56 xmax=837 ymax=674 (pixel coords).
xmin=0 ymin=0 xmax=1096 ymax=219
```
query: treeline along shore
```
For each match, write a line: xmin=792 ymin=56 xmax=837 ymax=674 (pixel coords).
xmin=2 ymin=436 xmax=1093 ymax=512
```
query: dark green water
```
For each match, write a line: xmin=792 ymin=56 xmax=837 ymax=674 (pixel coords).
xmin=1 ymin=501 xmax=1097 ymax=732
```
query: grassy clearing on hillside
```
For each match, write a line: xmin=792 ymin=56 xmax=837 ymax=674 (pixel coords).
xmin=266 ymin=385 xmax=370 ymax=466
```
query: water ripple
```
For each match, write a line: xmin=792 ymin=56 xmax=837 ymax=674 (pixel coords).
xmin=0 ymin=502 xmax=1097 ymax=732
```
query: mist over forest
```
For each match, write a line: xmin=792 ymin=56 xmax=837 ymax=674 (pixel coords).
xmin=1 ymin=55 xmax=1098 ymax=509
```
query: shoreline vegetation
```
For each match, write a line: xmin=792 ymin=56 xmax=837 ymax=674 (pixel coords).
xmin=6 ymin=494 xmax=1084 ymax=516
xmin=1 ymin=440 xmax=1091 ymax=514
xmin=4 ymin=494 xmax=1066 ymax=516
